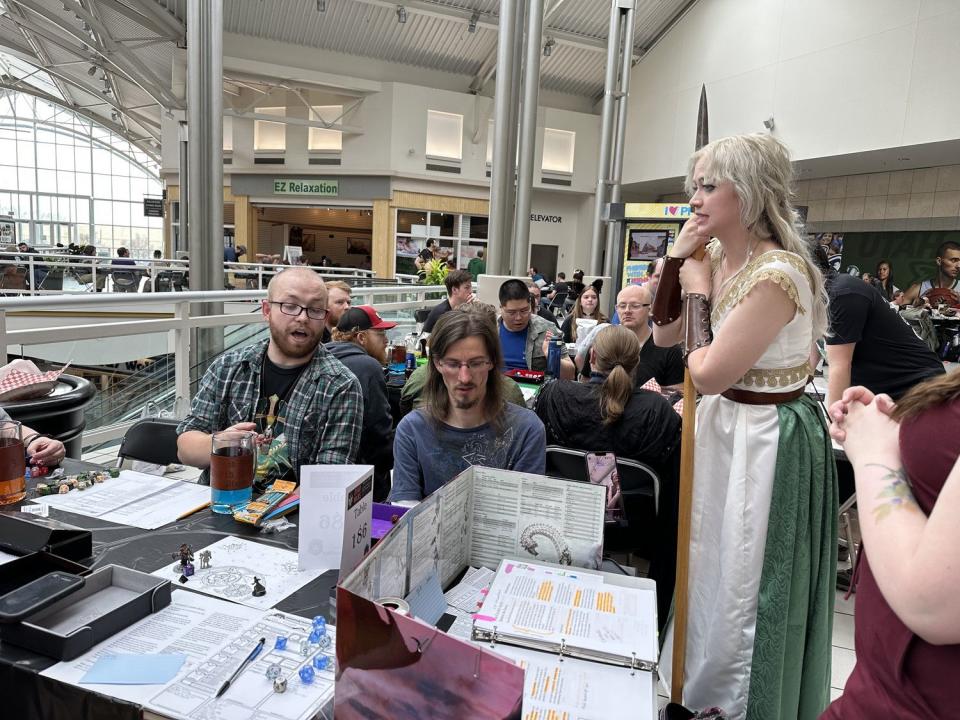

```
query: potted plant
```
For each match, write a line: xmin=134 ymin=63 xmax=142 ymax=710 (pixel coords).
xmin=420 ymin=258 xmax=449 ymax=300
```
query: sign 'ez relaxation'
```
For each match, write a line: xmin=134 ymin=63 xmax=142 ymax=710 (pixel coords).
xmin=273 ymin=179 xmax=339 ymax=197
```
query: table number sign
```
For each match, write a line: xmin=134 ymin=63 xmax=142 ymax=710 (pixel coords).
xmin=298 ymin=465 xmax=374 ymax=578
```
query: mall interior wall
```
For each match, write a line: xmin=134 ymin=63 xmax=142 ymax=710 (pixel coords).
xmin=622 ymin=0 xmax=960 ymax=185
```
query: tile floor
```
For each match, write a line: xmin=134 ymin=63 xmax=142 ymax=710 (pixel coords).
xmin=81 ymin=442 xmax=859 ymax=710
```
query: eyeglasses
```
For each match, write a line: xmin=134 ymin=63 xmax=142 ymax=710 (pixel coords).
xmin=437 ymin=358 xmax=493 ymax=373
xmin=502 ymin=307 xmax=531 ymax=318
xmin=268 ymin=301 xmax=327 ymax=320
xmin=615 ymin=302 xmax=651 ymax=311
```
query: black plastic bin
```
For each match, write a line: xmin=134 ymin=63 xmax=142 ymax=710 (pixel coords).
xmin=1 ymin=374 xmax=95 ymax=459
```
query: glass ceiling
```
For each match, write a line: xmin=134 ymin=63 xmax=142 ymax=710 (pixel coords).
xmin=0 ymin=52 xmax=64 ymax=101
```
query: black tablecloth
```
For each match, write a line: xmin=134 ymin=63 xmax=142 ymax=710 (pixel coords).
xmin=0 ymin=459 xmax=336 ymax=720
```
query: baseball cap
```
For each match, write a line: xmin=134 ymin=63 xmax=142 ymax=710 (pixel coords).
xmin=336 ymin=306 xmax=397 ymax=332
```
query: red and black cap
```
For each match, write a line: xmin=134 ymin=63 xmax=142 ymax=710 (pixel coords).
xmin=336 ymin=306 xmax=397 ymax=332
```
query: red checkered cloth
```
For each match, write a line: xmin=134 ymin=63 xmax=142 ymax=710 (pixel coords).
xmin=0 ymin=367 xmax=65 ymax=396
xmin=639 ymin=377 xmax=684 ymax=415
xmin=640 ymin=378 xmax=662 ymax=393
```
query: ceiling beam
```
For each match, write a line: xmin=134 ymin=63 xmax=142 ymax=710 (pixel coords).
xmin=9 ymin=0 xmax=183 ymax=109
xmin=82 ymin=0 xmax=184 ymax=43
xmin=351 ymin=0 xmax=610 ymax=53
xmin=0 ymin=38 xmax=161 ymax=135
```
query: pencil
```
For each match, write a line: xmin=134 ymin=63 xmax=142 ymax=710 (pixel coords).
xmin=176 ymin=501 xmax=211 ymax=521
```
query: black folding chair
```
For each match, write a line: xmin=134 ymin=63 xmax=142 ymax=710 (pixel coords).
xmin=116 ymin=418 xmax=182 ymax=471
xmin=547 ymin=291 xmax=568 ymax=320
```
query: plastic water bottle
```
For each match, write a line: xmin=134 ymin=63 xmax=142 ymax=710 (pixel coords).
xmin=546 ymin=337 xmax=562 ymax=378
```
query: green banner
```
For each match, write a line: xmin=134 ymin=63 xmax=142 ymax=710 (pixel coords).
xmin=272 ymin=179 xmax=339 ymax=196
xmin=830 ymin=230 xmax=960 ymax=289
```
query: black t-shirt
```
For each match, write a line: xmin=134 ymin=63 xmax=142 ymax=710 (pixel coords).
xmin=422 ymin=298 xmax=451 ymax=333
xmin=552 ymin=281 xmax=569 ymax=298
xmin=261 ymin=355 xmax=307 ymax=405
xmin=578 ymin=333 xmax=683 ymax=387
xmin=635 ymin=337 xmax=685 ymax=388
xmin=418 ymin=248 xmax=433 ymax=263
xmin=826 ymin=274 xmax=944 ymax=399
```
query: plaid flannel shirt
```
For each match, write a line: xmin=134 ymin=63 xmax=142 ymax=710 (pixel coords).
xmin=178 ymin=339 xmax=363 ymax=482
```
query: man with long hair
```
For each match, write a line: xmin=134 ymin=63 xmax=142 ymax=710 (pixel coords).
xmin=389 ymin=310 xmax=545 ymax=503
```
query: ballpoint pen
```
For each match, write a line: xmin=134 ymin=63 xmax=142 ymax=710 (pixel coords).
xmin=216 ymin=636 xmax=265 ymax=698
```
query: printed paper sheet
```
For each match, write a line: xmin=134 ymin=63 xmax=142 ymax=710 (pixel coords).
xmin=42 ymin=590 xmax=335 ymax=720
xmin=150 ymin=537 xmax=327 ymax=610
xmin=29 ymin=470 xmax=210 ymax=529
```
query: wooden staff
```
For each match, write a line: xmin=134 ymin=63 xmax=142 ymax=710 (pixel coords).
xmin=670 ymin=245 xmax=705 ymax=704
xmin=671 ymin=83 xmax=710 ymax=704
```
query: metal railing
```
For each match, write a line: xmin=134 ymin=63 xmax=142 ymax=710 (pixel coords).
xmin=0 ymin=284 xmax=444 ymax=447
xmin=0 ymin=251 xmax=389 ymax=295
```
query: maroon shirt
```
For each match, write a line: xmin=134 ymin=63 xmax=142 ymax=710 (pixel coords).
xmin=821 ymin=398 xmax=960 ymax=719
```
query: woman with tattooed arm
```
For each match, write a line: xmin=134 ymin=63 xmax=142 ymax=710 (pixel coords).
xmin=822 ymin=373 xmax=960 ymax=718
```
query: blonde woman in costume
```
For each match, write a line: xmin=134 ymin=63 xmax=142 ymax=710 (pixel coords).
xmin=653 ymin=133 xmax=837 ymax=719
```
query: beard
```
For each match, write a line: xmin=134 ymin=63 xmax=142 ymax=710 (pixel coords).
xmin=269 ymin=322 xmax=322 ymax=360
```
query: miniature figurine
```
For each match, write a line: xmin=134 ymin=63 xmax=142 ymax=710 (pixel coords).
xmin=58 ymin=484 xmax=69 ymax=494
xmin=273 ymin=677 xmax=287 ymax=693
xmin=298 ymin=665 xmax=315 ymax=684
xmin=92 ymin=472 xmax=106 ymax=484
xmin=77 ymin=480 xmax=90 ymax=491
xmin=312 ymin=655 xmax=329 ymax=672
xmin=109 ymin=468 xmax=120 ymax=478
xmin=274 ymin=635 xmax=288 ymax=651
xmin=265 ymin=663 xmax=282 ymax=680
xmin=172 ymin=544 xmax=194 ymax=574
xmin=252 ymin=576 xmax=266 ymax=597
xmin=198 ymin=549 xmax=212 ymax=569
xmin=35 ymin=483 xmax=50 ymax=496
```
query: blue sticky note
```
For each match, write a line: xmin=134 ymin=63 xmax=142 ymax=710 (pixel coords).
xmin=80 ymin=653 xmax=187 ymax=685
xmin=404 ymin=570 xmax=447 ymax=626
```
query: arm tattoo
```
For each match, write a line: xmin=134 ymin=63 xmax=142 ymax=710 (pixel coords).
xmin=865 ymin=463 xmax=920 ymax=521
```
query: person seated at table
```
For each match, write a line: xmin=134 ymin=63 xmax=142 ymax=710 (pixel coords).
xmin=390 ymin=310 xmax=546 ymax=503
xmin=823 ymin=376 xmax=960 ymax=719
xmin=567 ymin=269 xmax=586 ymax=302
xmin=527 ymin=266 xmax=545 ymax=285
xmin=527 ymin=282 xmax=559 ymax=327
xmin=177 ymin=268 xmax=363 ymax=485
xmin=821 ymin=244 xmax=945 ymax=407
xmin=321 ymin=280 xmax=352 ymax=343
xmin=422 ymin=268 xmax=473 ymax=334
xmin=400 ymin=302 xmax=526 ymax=415
xmin=542 ymin=272 xmax=569 ymax=309
xmin=326 ymin=306 xmax=396 ymax=502
xmin=560 ymin=283 xmax=607 ymax=344
xmin=112 ymin=247 xmax=137 ymax=267
xmin=535 ymin=325 xmax=681 ymax=624
xmin=577 ymin=284 xmax=683 ymax=391
xmin=903 ymin=240 xmax=960 ymax=307
xmin=498 ymin=279 xmax=573 ymax=377
xmin=0 ymin=407 xmax=65 ymax=468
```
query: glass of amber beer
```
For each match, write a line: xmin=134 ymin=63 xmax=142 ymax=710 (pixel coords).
xmin=0 ymin=421 xmax=26 ymax=505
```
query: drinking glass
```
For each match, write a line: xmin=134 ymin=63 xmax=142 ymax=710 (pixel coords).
xmin=210 ymin=430 xmax=256 ymax=514
xmin=0 ymin=421 xmax=26 ymax=506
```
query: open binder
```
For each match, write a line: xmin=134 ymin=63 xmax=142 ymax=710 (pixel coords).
xmin=471 ymin=559 xmax=659 ymax=674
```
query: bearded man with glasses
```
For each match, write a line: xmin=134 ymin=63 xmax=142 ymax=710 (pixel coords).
xmin=389 ymin=310 xmax=546 ymax=503
xmin=177 ymin=268 xmax=363 ymax=486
